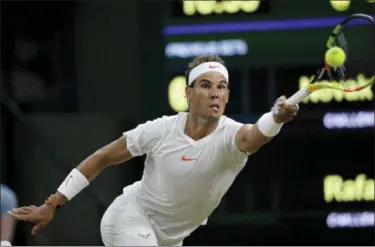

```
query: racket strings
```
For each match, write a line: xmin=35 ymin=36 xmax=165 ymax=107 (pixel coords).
xmin=333 ymin=31 xmax=374 ymax=91
xmin=332 ymin=32 xmax=349 ymax=81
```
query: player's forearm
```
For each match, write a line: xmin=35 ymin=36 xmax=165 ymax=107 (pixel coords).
xmin=50 ymin=136 xmax=132 ymax=207
xmin=51 ymin=152 xmax=108 ymax=206
xmin=77 ymin=151 xmax=109 ymax=182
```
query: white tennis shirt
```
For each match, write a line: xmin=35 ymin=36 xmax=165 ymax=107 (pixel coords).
xmin=123 ymin=112 xmax=251 ymax=240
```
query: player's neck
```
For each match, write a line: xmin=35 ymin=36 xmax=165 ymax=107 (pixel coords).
xmin=185 ymin=113 xmax=219 ymax=141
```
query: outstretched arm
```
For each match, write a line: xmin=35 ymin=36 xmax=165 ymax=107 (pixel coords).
xmin=50 ymin=135 xmax=133 ymax=207
xmin=9 ymin=115 xmax=168 ymax=236
xmin=8 ymin=135 xmax=133 ymax=235
xmin=235 ymin=96 xmax=299 ymax=153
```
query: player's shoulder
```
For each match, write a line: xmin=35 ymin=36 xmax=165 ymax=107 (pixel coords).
xmin=220 ymin=115 xmax=245 ymax=131
xmin=143 ymin=113 xmax=185 ymax=131
xmin=145 ymin=113 xmax=181 ymax=124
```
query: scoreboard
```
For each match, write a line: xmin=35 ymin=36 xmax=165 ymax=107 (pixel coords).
xmin=164 ymin=0 xmax=374 ymax=23
xmin=169 ymin=0 xmax=271 ymax=19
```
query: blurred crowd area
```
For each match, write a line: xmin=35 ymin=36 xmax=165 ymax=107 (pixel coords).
xmin=1 ymin=1 xmax=76 ymax=113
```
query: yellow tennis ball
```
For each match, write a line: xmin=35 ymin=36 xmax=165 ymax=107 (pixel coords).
xmin=330 ymin=0 xmax=350 ymax=11
xmin=325 ymin=47 xmax=346 ymax=68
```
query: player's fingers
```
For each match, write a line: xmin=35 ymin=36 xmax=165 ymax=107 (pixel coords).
xmin=12 ymin=208 xmax=32 ymax=215
xmin=290 ymin=112 xmax=297 ymax=118
xmin=276 ymin=100 xmax=285 ymax=107
xmin=285 ymin=104 xmax=298 ymax=112
xmin=275 ymin=95 xmax=286 ymax=105
xmin=8 ymin=211 xmax=40 ymax=223
xmin=9 ymin=207 xmax=26 ymax=213
xmin=7 ymin=211 xmax=29 ymax=220
xmin=10 ymin=206 xmax=35 ymax=214
xmin=285 ymin=115 xmax=296 ymax=123
xmin=277 ymin=96 xmax=286 ymax=103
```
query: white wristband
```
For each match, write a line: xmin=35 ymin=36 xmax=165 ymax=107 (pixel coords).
xmin=57 ymin=168 xmax=89 ymax=201
xmin=257 ymin=112 xmax=283 ymax=137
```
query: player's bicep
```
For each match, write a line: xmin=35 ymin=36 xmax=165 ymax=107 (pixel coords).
xmin=235 ymin=123 xmax=270 ymax=154
xmin=98 ymin=136 xmax=134 ymax=166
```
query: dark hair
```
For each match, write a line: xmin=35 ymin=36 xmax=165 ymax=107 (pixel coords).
xmin=184 ymin=54 xmax=225 ymax=87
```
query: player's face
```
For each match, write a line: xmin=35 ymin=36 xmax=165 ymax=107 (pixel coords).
xmin=186 ymin=72 xmax=229 ymax=119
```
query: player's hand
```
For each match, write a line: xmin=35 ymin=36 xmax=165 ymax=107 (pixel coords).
xmin=272 ymin=95 xmax=299 ymax=123
xmin=8 ymin=204 xmax=56 ymax=235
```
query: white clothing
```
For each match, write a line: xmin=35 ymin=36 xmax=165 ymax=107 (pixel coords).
xmin=101 ymin=112 xmax=250 ymax=245
xmin=100 ymin=187 xmax=183 ymax=246
xmin=100 ymin=193 xmax=158 ymax=246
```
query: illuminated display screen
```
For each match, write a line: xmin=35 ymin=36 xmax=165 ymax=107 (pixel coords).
xmin=277 ymin=133 xmax=374 ymax=213
xmin=163 ymin=22 xmax=374 ymax=70
xmin=275 ymin=65 xmax=374 ymax=112
xmin=165 ymin=0 xmax=374 ymax=24
xmin=169 ymin=0 xmax=271 ymax=18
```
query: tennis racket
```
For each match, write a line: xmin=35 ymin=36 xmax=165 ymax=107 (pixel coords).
xmin=285 ymin=13 xmax=375 ymax=105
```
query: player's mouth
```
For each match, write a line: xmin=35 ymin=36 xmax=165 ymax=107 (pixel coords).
xmin=209 ymin=104 xmax=220 ymax=112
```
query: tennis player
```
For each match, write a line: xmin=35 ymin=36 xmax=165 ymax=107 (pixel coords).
xmin=9 ymin=55 xmax=299 ymax=246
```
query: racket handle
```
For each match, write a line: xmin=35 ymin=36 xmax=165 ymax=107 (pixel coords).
xmin=285 ymin=88 xmax=310 ymax=105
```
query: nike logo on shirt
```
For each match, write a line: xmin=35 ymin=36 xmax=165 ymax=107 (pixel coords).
xmin=181 ymin=156 xmax=197 ymax=161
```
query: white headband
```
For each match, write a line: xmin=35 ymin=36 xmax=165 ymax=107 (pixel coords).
xmin=188 ymin=62 xmax=229 ymax=86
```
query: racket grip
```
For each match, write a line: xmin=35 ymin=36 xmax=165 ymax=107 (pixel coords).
xmin=285 ymin=88 xmax=310 ymax=105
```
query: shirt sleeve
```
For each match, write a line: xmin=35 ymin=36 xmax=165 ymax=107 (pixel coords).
xmin=123 ymin=116 xmax=169 ymax=157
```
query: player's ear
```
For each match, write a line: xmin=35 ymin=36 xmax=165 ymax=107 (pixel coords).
xmin=185 ymin=85 xmax=193 ymax=102
xmin=225 ymin=89 xmax=230 ymax=104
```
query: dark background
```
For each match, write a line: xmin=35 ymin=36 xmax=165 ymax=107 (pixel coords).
xmin=1 ymin=0 xmax=374 ymax=246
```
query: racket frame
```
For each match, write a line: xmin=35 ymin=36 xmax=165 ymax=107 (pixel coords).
xmin=285 ymin=13 xmax=375 ymax=105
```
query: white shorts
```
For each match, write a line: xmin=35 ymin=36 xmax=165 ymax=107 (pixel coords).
xmin=100 ymin=193 xmax=184 ymax=246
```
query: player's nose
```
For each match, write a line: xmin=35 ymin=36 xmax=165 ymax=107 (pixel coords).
xmin=209 ymin=89 xmax=219 ymax=99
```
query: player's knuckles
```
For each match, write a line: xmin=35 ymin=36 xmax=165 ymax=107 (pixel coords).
xmin=17 ymin=209 xmax=31 ymax=215
xmin=13 ymin=214 xmax=26 ymax=220
xmin=285 ymin=105 xmax=296 ymax=112
xmin=12 ymin=208 xmax=25 ymax=213
xmin=276 ymin=96 xmax=286 ymax=102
